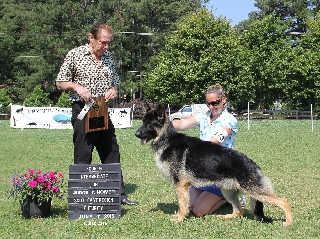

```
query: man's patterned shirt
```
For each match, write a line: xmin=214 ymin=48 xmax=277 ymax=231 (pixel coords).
xmin=56 ymin=45 xmax=120 ymax=101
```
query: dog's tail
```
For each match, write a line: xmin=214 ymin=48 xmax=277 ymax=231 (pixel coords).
xmin=250 ymin=198 xmax=273 ymax=223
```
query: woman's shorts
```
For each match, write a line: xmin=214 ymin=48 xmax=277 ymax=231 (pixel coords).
xmin=191 ymin=184 xmax=225 ymax=199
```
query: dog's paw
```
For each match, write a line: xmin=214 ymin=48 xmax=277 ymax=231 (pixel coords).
xmin=170 ymin=214 xmax=185 ymax=223
xmin=283 ymin=221 xmax=293 ymax=227
xmin=254 ymin=215 xmax=273 ymax=224
xmin=216 ymin=214 xmax=231 ymax=219
xmin=217 ymin=213 xmax=243 ymax=219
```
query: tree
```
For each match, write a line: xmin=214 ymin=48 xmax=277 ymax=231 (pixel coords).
xmin=55 ymin=92 xmax=72 ymax=108
xmin=238 ymin=13 xmax=320 ymax=111
xmin=24 ymin=85 xmax=53 ymax=107
xmin=0 ymin=0 xmax=205 ymax=105
xmin=106 ymin=0 xmax=205 ymax=99
xmin=282 ymin=13 xmax=320 ymax=110
xmin=144 ymin=10 xmax=318 ymax=111
xmin=0 ymin=88 xmax=11 ymax=110
xmin=242 ymin=0 xmax=320 ymax=32
xmin=144 ymin=8 xmax=241 ymax=106
xmin=0 ymin=0 xmax=91 ymax=103
xmin=235 ymin=15 xmax=292 ymax=109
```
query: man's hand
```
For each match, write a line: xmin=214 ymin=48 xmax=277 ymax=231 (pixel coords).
xmin=105 ymin=87 xmax=118 ymax=102
xmin=56 ymin=81 xmax=92 ymax=103
xmin=76 ymin=85 xmax=92 ymax=103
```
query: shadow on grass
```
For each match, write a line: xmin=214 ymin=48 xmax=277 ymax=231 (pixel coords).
xmin=218 ymin=204 xmax=284 ymax=225
xmin=50 ymin=206 xmax=68 ymax=218
xmin=151 ymin=201 xmax=234 ymax=216
xmin=150 ymin=202 xmax=178 ymax=215
xmin=216 ymin=204 xmax=273 ymax=223
xmin=124 ymin=183 xmax=139 ymax=196
xmin=151 ymin=201 xmax=281 ymax=224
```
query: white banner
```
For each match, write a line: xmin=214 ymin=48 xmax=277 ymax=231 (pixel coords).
xmin=109 ymin=108 xmax=132 ymax=128
xmin=10 ymin=105 xmax=132 ymax=129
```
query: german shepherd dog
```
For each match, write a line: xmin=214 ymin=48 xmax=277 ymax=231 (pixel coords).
xmin=135 ymin=105 xmax=293 ymax=226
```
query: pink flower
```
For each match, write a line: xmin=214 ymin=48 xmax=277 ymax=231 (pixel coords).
xmin=28 ymin=169 xmax=35 ymax=175
xmin=13 ymin=178 xmax=19 ymax=185
xmin=28 ymin=181 xmax=37 ymax=188
xmin=36 ymin=176 xmax=45 ymax=182
xmin=45 ymin=182 xmax=51 ymax=191
xmin=9 ymin=169 xmax=65 ymax=203
xmin=47 ymin=172 xmax=57 ymax=181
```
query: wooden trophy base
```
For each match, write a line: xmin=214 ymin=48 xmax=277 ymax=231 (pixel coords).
xmin=85 ymin=96 xmax=108 ymax=133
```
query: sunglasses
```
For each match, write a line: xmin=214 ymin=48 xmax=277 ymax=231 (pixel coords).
xmin=205 ymin=99 xmax=221 ymax=107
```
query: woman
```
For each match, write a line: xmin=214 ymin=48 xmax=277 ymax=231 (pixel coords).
xmin=172 ymin=83 xmax=238 ymax=216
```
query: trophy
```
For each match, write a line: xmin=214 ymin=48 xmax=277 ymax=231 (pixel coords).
xmin=84 ymin=96 xmax=108 ymax=133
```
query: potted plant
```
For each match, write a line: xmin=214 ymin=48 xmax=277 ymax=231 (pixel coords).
xmin=7 ymin=169 xmax=65 ymax=218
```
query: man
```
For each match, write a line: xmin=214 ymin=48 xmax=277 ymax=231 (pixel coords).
xmin=56 ymin=23 xmax=138 ymax=206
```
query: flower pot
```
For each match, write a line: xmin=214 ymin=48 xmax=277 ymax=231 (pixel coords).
xmin=21 ymin=197 xmax=51 ymax=218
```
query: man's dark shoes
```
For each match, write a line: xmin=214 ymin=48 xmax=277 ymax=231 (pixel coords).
xmin=121 ymin=198 xmax=138 ymax=206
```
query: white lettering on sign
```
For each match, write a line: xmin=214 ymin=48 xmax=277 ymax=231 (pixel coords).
xmin=73 ymin=198 xmax=85 ymax=203
xmin=87 ymin=166 xmax=103 ymax=171
xmin=80 ymin=173 xmax=109 ymax=179
xmin=73 ymin=190 xmax=89 ymax=195
xmin=84 ymin=221 xmax=96 ymax=225
xmin=90 ymin=182 xmax=99 ymax=187
xmin=78 ymin=214 xmax=93 ymax=219
xmin=93 ymin=189 xmax=116 ymax=195
xmin=83 ymin=205 xmax=104 ymax=211
xmin=104 ymin=214 xmax=115 ymax=219
xmin=73 ymin=197 xmax=114 ymax=203
xmin=83 ymin=220 xmax=108 ymax=226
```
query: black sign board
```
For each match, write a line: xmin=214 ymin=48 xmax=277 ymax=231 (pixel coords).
xmin=68 ymin=164 xmax=121 ymax=220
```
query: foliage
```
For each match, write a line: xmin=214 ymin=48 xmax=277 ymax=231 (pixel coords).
xmin=119 ymin=98 xmax=158 ymax=116
xmin=280 ymin=13 xmax=320 ymax=110
xmin=24 ymin=85 xmax=53 ymax=107
xmin=0 ymin=0 xmax=203 ymax=104
xmin=243 ymin=0 xmax=320 ymax=32
xmin=240 ymin=13 xmax=320 ymax=110
xmin=144 ymin=8 xmax=238 ymax=106
xmin=0 ymin=88 xmax=11 ymax=108
xmin=55 ymin=92 xmax=72 ymax=108
xmin=145 ymin=9 xmax=320 ymax=111
xmin=234 ymin=15 xmax=292 ymax=109
xmin=7 ymin=169 xmax=65 ymax=204
xmin=1 ymin=0 xmax=320 ymax=111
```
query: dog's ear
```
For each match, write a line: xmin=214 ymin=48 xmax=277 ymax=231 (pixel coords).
xmin=144 ymin=102 xmax=152 ymax=112
xmin=156 ymin=104 xmax=166 ymax=120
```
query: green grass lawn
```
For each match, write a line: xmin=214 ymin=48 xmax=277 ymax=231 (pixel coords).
xmin=0 ymin=119 xmax=320 ymax=239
